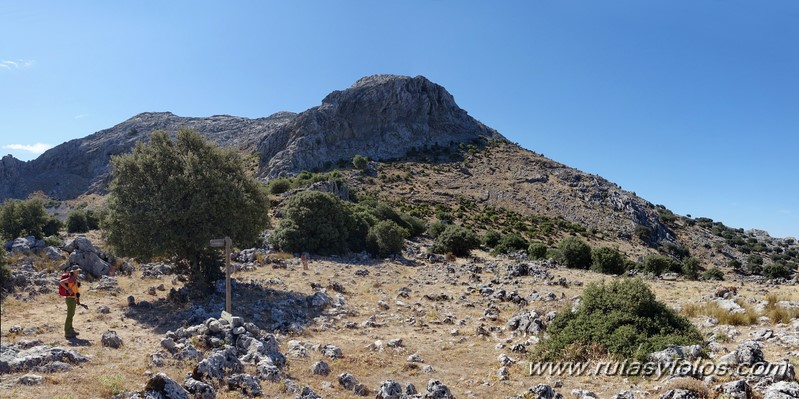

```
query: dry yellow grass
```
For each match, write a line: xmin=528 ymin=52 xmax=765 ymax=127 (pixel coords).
xmin=1 ymin=249 xmax=798 ymax=399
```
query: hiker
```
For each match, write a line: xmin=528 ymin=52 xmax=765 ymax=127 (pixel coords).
xmin=59 ymin=267 xmax=82 ymax=338
xmin=301 ymin=252 xmax=309 ymax=270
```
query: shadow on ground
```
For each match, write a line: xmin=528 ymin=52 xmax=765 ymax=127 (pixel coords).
xmin=122 ymin=281 xmax=327 ymax=335
xmin=65 ymin=337 xmax=91 ymax=347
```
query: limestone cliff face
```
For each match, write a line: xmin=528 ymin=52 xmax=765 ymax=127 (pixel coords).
xmin=0 ymin=155 xmax=30 ymax=200
xmin=256 ymin=75 xmax=503 ymax=178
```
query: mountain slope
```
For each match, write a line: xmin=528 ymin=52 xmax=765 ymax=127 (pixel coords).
xmin=1 ymin=74 xmax=795 ymax=270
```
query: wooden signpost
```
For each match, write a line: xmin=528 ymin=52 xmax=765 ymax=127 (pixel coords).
xmin=209 ymin=236 xmax=232 ymax=314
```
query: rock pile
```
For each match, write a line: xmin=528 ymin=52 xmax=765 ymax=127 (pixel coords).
xmin=118 ymin=315 xmax=288 ymax=398
xmin=0 ymin=340 xmax=89 ymax=374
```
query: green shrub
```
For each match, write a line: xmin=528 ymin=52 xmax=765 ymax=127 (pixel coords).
xmin=67 ymin=210 xmax=89 ymax=233
xmin=534 ymin=278 xmax=702 ymax=361
xmin=431 ymin=224 xmax=480 ymax=257
xmin=491 ymin=233 xmax=528 ymax=255
xmin=681 ymin=257 xmax=701 ymax=280
xmin=352 ymin=154 xmax=368 ymax=170
xmin=746 ymin=254 xmax=763 ymax=274
xmin=370 ymin=203 xmax=422 ymax=237
xmin=661 ymin=242 xmax=690 ymax=260
xmin=702 ymin=267 xmax=724 ymax=281
xmin=590 ymin=247 xmax=627 ymax=275
xmin=763 ymin=262 xmax=794 ymax=280
xmin=267 ymin=177 xmax=293 ymax=195
xmin=86 ymin=209 xmax=104 ymax=230
xmin=0 ymin=198 xmax=48 ymax=239
xmin=481 ymin=230 xmax=501 ymax=248
xmin=270 ymin=191 xmax=354 ymax=255
xmin=428 ymin=222 xmax=448 ymax=239
xmin=43 ymin=217 xmax=63 ymax=236
xmin=366 ymin=220 xmax=409 ymax=257
xmin=528 ymin=242 xmax=548 ymax=260
xmin=398 ymin=213 xmax=426 ymax=237
xmin=640 ymin=254 xmax=679 ymax=276
xmin=557 ymin=237 xmax=592 ymax=269
xmin=44 ymin=236 xmax=62 ymax=248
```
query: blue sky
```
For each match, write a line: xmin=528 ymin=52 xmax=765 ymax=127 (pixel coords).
xmin=1 ymin=1 xmax=797 ymax=238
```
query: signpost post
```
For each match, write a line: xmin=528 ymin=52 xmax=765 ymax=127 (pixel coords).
xmin=210 ymin=236 xmax=232 ymax=314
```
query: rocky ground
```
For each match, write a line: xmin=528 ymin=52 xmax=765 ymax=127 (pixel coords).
xmin=1 ymin=235 xmax=798 ymax=399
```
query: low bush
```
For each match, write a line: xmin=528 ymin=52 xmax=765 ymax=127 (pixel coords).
xmin=557 ymin=237 xmax=592 ymax=269
xmin=528 ymin=242 xmax=548 ymax=260
xmin=481 ymin=230 xmax=501 ymax=248
xmin=428 ymin=222 xmax=448 ymax=239
xmin=352 ymin=154 xmax=368 ymax=170
xmin=491 ymin=233 xmax=528 ymax=255
xmin=366 ymin=220 xmax=409 ymax=257
xmin=43 ymin=217 xmax=63 ymax=236
xmin=267 ymin=177 xmax=292 ymax=195
xmin=763 ymin=262 xmax=795 ymax=280
xmin=702 ymin=267 xmax=724 ymax=281
xmin=590 ymin=247 xmax=627 ymax=275
xmin=269 ymin=191 xmax=354 ymax=255
xmin=681 ymin=257 xmax=701 ymax=280
xmin=746 ymin=254 xmax=764 ymax=275
xmin=431 ymin=224 xmax=480 ymax=257
xmin=640 ymin=254 xmax=679 ymax=276
xmin=67 ymin=210 xmax=89 ymax=233
xmin=534 ymin=278 xmax=702 ymax=361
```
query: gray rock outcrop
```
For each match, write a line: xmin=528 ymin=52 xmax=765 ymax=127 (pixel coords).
xmin=0 ymin=342 xmax=89 ymax=374
xmin=763 ymin=382 xmax=799 ymax=399
xmin=257 ymin=74 xmax=502 ymax=178
xmin=63 ymin=237 xmax=110 ymax=277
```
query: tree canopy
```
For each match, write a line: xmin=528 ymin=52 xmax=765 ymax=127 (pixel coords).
xmin=104 ymin=129 xmax=269 ymax=285
xmin=0 ymin=197 xmax=49 ymax=240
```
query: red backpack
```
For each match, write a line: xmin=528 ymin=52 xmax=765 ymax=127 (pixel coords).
xmin=58 ymin=273 xmax=70 ymax=297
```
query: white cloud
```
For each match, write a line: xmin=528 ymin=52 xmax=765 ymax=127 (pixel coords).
xmin=0 ymin=59 xmax=35 ymax=70
xmin=74 ymin=114 xmax=87 ymax=119
xmin=3 ymin=143 xmax=53 ymax=154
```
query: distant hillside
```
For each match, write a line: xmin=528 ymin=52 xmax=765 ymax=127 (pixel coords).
xmin=1 ymin=74 xmax=796 ymax=271
xmin=0 ymin=112 xmax=295 ymax=200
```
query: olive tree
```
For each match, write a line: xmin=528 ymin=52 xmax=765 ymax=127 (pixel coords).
xmin=104 ymin=129 xmax=269 ymax=288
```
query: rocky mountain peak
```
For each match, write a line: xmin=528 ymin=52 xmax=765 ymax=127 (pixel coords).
xmin=257 ymin=75 xmax=502 ymax=178
xmin=349 ymin=74 xmax=409 ymax=88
